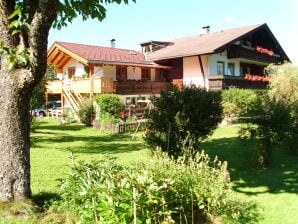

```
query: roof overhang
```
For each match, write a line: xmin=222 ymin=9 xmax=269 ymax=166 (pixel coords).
xmin=87 ymin=60 xmax=171 ymax=69
xmin=47 ymin=43 xmax=88 ymax=71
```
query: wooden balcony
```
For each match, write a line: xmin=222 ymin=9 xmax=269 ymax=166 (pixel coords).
xmin=46 ymin=77 xmax=114 ymax=94
xmin=115 ymin=81 xmax=169 ymax=95
xmin=208 ymin=75 xmax=268 ymax=90
xmin=227 ymin=45 xmax=280 ymax=63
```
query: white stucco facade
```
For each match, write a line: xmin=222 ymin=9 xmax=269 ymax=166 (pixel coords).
xmin=208 ymin=51 xmax=241 ymax=76
xmin=183 ymin=55 xmax=208 ymax=88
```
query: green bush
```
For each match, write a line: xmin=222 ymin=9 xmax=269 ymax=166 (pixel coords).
xmin=222 ymin=88 xmax=257 ymax=120
xmin=59 ymin=152 xmax=259 ymax=223
xmin=30 ymin=117 xmax=40 ymax=132
xmin=239 ymin=94 xmax=294 ymax=167
xmin=94 ymin=94 xmax=123 ymax=118
xmin=78 ymin=100 xmax=94 ymax=126
xmin=145 ymin=85 xmax=222 ymax=158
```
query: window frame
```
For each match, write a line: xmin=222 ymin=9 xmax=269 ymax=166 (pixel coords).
xmin=141 ymin=67 xmax=151 ymax=80
xmin=217 ymin=61 xmax=225 ymax=75
xmin=227 ymin=63 xmax=235 ymax=76
xmin=116 ymin=65 xmax=127 ymax=81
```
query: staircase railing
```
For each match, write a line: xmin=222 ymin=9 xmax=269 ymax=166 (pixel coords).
xmin=62 ymin=80 xmax=83 ymax=120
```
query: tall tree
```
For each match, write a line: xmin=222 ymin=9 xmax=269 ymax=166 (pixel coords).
xmin=0 ymin=0 xmax=134 ymax=202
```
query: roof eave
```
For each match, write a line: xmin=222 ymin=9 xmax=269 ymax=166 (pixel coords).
xmin=87 ymin=60 xmax=171 ymax=69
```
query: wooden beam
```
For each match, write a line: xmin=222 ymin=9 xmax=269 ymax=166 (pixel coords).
xmin=89 ymin=65 xmax=94 ymax=100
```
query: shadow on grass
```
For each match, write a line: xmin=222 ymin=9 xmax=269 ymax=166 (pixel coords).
xmin=201 ymin=137 xmax=298 ymax=195
xmin=36 ymin=124 xmax=89 ymax=132
xmin=32 ymin=192 xmax=61 ymax=210
xmin=31 ymin=131 xmax=146 ymax=154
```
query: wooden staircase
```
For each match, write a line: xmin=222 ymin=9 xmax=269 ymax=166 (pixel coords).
xmin=62 ymin=81 xmax=84 ymax=120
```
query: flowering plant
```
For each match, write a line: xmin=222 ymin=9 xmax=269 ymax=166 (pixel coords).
xmin=244 ymin=74 xmax=270 ymax=82
xmin=255 ymin=46 xmax=274 ymax=56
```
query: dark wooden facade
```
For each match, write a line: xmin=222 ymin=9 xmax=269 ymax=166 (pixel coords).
xmin=115 ymin=81 xmax=169 ymax=95
xmin=227 ymin=45 xmax=280 ymax=63
xmin=208 ymin=75 xmax=268 ymax=90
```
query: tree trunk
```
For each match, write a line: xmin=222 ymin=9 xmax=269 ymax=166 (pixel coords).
xmin=0 ymin=69 xmax=32 ymax=201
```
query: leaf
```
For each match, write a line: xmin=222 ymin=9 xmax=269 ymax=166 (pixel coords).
xmin=8 ymin=4 xmax=22 ymax=19
xmin=11 ymin=30 xmax=20 ymax=36
xmin=8 ymin=20 xmax=20 ymax=29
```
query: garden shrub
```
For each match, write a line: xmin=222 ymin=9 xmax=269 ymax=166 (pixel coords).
xmin=59 ymin=152 xmax=260 ymax=224
xmin=78 ymin=100 xmax=94 ymax=126
xmin=94 ymin=94 xmax=123 ymax=118
xmin=266 ymin=63 xmax=298 ymax=155
xmin=144 ymin=85 xmax=222 ymax=158
xmin=222 ymin=87 xmax=257 ymax=120
xmin=30 ymin=116 xmax=40 ymax=132
xmin=239 ymin=94 xmax=294 ymax=167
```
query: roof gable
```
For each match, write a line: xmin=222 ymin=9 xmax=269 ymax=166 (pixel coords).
xmin=148 ymin=23 xmax=289 ymax=61
xmin=47 ymin=42 xmax=151 ymax=68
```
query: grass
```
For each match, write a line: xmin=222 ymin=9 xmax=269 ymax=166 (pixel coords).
xmin=30 ymin=119 xmax=151 ymax=195
xmin=1 ymin=119 xmax=297 ymax=223
xmin=201 ymin=126 xmax=298 ymax=224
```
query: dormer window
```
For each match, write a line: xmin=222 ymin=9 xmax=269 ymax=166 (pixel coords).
xmin=144 ymin=45 xmax=151 ymax=53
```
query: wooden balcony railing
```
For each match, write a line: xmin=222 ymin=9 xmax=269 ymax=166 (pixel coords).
xmin=46 ymin=77 xmax=114 ymax=94
xmin=208 ymin=75 xmax=268 ymax=90
xmin=227 ymin=45 xmax=280 ymax=63
xmin=115 ymin=81 xmax=169 ymax=94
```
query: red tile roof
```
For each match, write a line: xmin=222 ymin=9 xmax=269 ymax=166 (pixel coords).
xmin=148 ymin=24 xmax=265 ymax=61
xmin=52 ymin=41 xmax=150 ymax=65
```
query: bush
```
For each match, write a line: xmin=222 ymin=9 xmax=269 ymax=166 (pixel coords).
xmin=266 ymin=63 xmax=298 ymax=155
xmin=145 ymin=85 xmax=222 ymax=158
xmin=94 ymin=94 xmax=123 ymax=118
xmin=78 ymin=100 xmax=94 ymax=126
xmin=222 ymin=88 xmax=257 ymax=120
xmin=30 ymin=117 xmax=40 ymax=132
xmin=59 ymin=152 xmax=260 ymax=223
xmin=239 ymin=94 xmax=294 ymax=167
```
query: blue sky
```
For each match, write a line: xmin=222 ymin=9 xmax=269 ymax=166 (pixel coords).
xmin=48 ymin=0 xmax=298 ymax=64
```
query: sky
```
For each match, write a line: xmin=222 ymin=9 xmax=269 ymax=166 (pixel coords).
xmin=48 ymin=0 xmax=298 ymax=65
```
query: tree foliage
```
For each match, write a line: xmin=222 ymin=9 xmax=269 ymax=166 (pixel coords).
xmin=145 ymin=85 xmax=222 ymax=158
xmin=266 ymin=63 xmax=298 ymax=106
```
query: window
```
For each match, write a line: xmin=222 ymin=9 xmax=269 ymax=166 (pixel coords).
xmin=141 ymin=68 xmax=151 ymax=80
xmin=217 ymin=61 xmax=225 ymax=75
xmin=144 ymin=45 xmax=151 ymax=53
xmin=68 ymin=67 xmax=76 ymax=79
xmin=155 ymin=69 xmax=166 ymax=81
xmin=227 ymin=63 xmax=235 ymax=76
xmin=116 ymin=65 xmax=127 ymax=81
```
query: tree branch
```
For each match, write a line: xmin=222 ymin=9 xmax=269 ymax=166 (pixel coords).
xmin=28 ymin=0 xmax=59 ymax=84
xmin=0 ymin=1 xmax=17 ymax=48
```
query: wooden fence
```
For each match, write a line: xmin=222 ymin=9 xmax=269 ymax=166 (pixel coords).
xmin=94 ymin=120 xmax=148 ymax=134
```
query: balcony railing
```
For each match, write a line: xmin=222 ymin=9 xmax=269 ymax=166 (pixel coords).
xmin=208 ymin=75 xmax=268 ymax=90
xmin=227 ymin=45 xmax=280 ymax=63
xmin=115 ymin=81 xmax=169 ymax=94
xmin=46 ymin=77 xmax=114 ymax=94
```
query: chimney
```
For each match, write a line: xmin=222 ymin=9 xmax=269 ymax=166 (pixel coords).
xmin=202 ymin=26 xmax=210 ymax=34
xmin=110 ymin=38 xmax=116 ymax=48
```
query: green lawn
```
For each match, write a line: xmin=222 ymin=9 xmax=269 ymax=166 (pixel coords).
xmin=1 ymin=118 xmax=297 ymax=223
xmin=30 ymin=119 xmax=151 ymax=195
xmin=201 ymin=126 xmax=298 ymax=224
